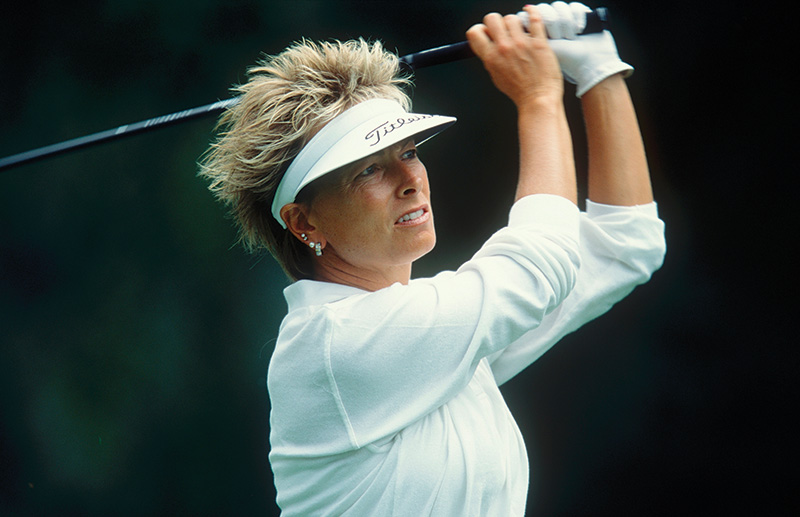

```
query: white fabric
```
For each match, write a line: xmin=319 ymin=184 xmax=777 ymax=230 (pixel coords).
xmin=272 ymin=99 xmax=456 ymax=227
xmin=267 ymin=194 xmax=666 ymax=515
xmin=534 ymin=2 xmax=634 ymax=97
xmin=488 ymin=199 xmax=666 ymax=383
xmin=525 ymin=1 xmax=587 ymax=39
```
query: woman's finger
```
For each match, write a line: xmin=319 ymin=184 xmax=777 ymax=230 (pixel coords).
xmin=535 ymin=3 xmax=561 ymax=38
xmin=523 ymin=5 xmax=548 ymax=40
xmin=504 ymin=13 xmax=528 ymax=40
xmin=465 ymin=23 xmax=492 ymax=58
xmin=482 ymin=12 xmax=509 ymax=44
xmin=552 ymin=1 xmax=577 ymax=39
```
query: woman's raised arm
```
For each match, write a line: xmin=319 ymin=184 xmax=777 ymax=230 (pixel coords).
xmin=582 ymin=74 xmax=654 ymax=205
xmin=467 ymin=5 xmax=577 ymax=205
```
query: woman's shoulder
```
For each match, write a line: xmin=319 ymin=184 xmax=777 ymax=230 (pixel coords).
xmin=284 ymin=279 xmax=369 ymax=312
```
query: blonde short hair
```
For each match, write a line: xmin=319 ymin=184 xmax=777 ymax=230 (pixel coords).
xmin=199 ymin=39 xmax=412 ymax=280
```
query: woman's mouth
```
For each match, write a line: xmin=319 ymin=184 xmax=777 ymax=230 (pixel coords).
xmin=395 ymin=207 xmax=429 ymax=225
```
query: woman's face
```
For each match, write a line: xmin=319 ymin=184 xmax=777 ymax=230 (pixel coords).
xmin=306 ymin=138 xmax=436 ymax=279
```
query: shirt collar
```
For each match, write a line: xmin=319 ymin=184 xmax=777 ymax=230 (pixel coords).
xmin=283 ymin=279 xmax=369 ymax=312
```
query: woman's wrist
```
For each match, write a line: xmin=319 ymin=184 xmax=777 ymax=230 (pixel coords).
xmin=515 ymin=89 xmax=564 ymax=116
xmin=580 ymin=72 xmax=626 ymax=102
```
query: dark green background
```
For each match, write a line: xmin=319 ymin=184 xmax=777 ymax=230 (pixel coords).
xmin=1 ymin=1 xmax=793 ymax=515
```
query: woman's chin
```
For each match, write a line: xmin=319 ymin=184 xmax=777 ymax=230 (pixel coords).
xmin=409 ymin=232 xmax=437 ymax=263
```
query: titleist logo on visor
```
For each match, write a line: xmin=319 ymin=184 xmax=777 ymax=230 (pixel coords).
xmin=365 ymin=114 xmax=435 ymax=147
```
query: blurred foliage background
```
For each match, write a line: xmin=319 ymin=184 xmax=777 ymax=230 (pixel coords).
xmin=1 ymin=0 xmax=793 ymax=515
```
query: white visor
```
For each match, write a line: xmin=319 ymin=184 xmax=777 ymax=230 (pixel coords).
xmin=271 ymin=98 xmax=456 ymax=228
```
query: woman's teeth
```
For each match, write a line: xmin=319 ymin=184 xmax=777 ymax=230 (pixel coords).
xmin=397 ymin=209 xmax=424 ymax=224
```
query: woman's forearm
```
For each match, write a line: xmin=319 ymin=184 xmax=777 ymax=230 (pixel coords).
xmin=515 ymin=96 xmax=577 ymax=205
xmin=466 ymin=7 xmax=577 ymax=207
xmin=582 ymin=74 xmax=653 ymax=206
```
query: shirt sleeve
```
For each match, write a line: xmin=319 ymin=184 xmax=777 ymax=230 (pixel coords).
xmin=271 ymin=194 xmax=582 ymax=452
xmin=487 ymin=200 xmax=667 ymax=385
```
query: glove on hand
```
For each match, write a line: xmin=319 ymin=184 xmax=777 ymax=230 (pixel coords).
xmin=519 ymin=2 xmax=634 ymax=97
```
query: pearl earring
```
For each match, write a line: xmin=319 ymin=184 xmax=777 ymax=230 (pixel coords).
xmin=306 ymin=240 xmax=322 ymax=257
xmin=300 ymin=233 xmax=322 ymax=256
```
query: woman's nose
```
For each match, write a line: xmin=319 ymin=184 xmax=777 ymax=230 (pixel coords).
xmin=396 ymin=162 xmax=424 ymax=197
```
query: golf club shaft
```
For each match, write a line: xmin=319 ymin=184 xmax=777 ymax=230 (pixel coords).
xmin=0 ymin=98 xmax=240 ymax=172
xmin=0 ymin=8 xmax=608 ymax=172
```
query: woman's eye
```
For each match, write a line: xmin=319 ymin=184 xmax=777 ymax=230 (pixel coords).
xmin=402 ymin=148 xmax=417 ymax=160
xmin=358 ymin=165 xmax=378 ymax=177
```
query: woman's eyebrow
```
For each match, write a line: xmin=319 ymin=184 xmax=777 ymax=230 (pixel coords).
xmin=332 ymin=137 xmax=420 ymax=181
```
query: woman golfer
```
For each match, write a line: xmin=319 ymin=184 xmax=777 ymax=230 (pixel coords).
xmin=200 ymin=3 xmax=665 ymax=514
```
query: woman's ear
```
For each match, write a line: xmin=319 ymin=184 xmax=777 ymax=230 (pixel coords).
xmin=280 ymin=203 xmax=317 ymax=244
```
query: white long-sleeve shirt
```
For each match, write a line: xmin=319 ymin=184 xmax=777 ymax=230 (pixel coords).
xmin=267 ymin=194 xmax=665 ymax=516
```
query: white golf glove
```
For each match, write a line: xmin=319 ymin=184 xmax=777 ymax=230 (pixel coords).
xmin=519 ymin=2 xmax=634 ymax=97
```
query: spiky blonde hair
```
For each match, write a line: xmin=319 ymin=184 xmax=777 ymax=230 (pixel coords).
xmin=199 ymin=39 xmax=412 ymax=280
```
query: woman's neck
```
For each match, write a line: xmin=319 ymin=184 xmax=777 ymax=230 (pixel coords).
xmin=312 ymin=254 xmax=412 ymax=292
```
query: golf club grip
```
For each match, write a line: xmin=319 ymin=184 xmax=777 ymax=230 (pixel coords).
xmin=400 ymin=7 xmax=609 ymax=71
